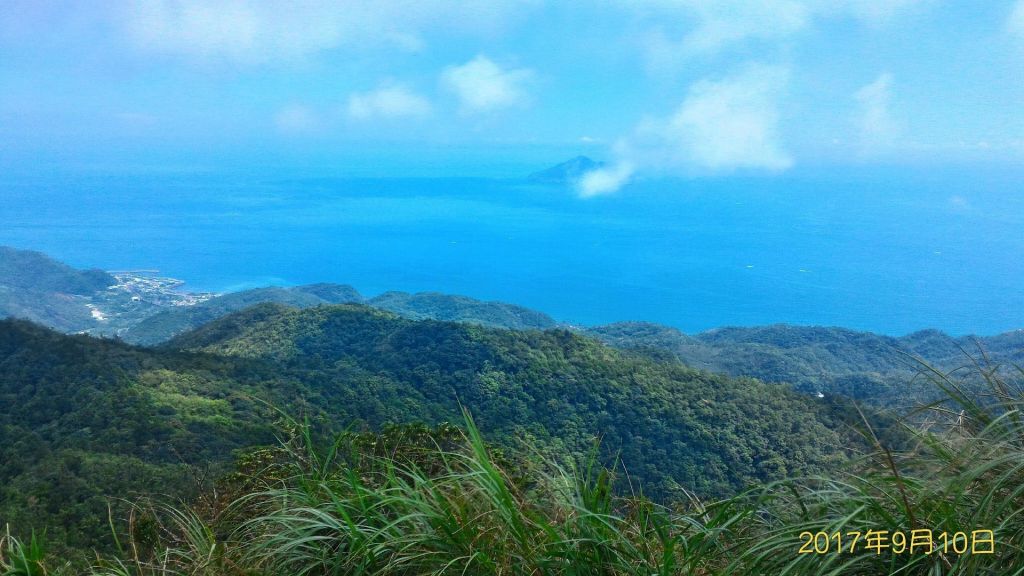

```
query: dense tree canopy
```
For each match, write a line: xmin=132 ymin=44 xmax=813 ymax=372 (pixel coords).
xmin=0 ymin=305 xmax=864 ymax=553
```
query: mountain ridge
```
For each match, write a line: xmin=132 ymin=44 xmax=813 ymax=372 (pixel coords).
xmin=3 ymin=245 xmax=1022 ymax=408
xmin=0 ymin=304 xmax=864 ymax=551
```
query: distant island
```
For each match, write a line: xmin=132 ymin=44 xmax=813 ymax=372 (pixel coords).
xmin=527 ymin=155 xmax=606 ymax=184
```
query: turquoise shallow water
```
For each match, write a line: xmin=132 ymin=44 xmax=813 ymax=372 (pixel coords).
xmin=2 ymin=166 xmax=1023 ymax=335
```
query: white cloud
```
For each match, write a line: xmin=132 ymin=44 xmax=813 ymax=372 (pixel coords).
xmin=274 ymin=104 xmax=318 ymax=134
xmin=577 ymin=162 xmax=635 ymax=197
xmin=842 ymin=0 xmax=926 ymax=26
xmin=626 ymin=0 xmax=925 ymax=67
xmin=854 ymin=73 xmax=902 ymax=150
xmin=441 ymin=55 xmax=534 ymax=114
xmin=657 ymin=65 xmax=792 ymax=171
xmin=347 ymin=85 xmax=431 ymax=121
xmin=122 ymin=1 xmax=534 ymax=65
xmin=126 ymin=0 xmax=336 ymax=64
xmin=578 ymin=65 xmax=792 ymax=196
xmin=659 ymin=0 xmax=809 ymax=56
xmin=1008 ymin=0 xmax=1024 ymax=37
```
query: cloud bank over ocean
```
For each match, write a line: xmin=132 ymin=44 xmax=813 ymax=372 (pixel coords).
xmin=1 ymin=1 xmax=1022 ymax=178
xmin=578 ymin=65 xmax=791 ymax=196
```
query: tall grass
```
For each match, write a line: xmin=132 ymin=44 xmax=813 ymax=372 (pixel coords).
xmin=723 ymin=361 xmax=1024 ymax=575
xmin=1 ymin=527 xmax=59 ymax=576
xmin=229 ymin=409 xmax=729 ymax=575
xmin=8 ymin=360 xmax=1024 ymax=575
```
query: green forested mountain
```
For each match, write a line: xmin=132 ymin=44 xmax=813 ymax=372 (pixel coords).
xmin=0 ymin=319 xmax=283 ymax=551
xmin=1 ymin=246 xmax=557 ymax=341
xmin=0 ymin=247 xmax=114 ymax=294
xmin=123 ymin=287 xmax=553 ymax=344
xmin=367 ymin=290 xmax=557 ymax=330
xmin=5 ymin=245 xmax=1021 ymax=411
xmin=0 ymin=247 xmax=116 ymax=332
xmin=3 ymin=249 xmax=1019 ymax=571
xmin=168 ymin=303 xmax=858 ymax=496
xmin=121 ymin=284 xmax=363 ymax=345
xmin=3 ymin=309 xmax=1020 ymax=573
xmin=582 ymin=321 xmax=699 ymax=360
xmin=0 ymin=246 xmax=213 ymax=336
xmin=585 ymin=322 xmax=1024 ymax=405
xmin=0 ymin=304 xmax=864 ymax=553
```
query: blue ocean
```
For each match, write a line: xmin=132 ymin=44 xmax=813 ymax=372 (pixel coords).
xmin=2 ymin=165 xmax=1022 ymax=336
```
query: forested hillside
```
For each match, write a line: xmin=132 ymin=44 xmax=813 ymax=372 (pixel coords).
xmin=121 ymin=284 xmax=363 ymax=345
xmin=5 ymin=360 xmax=1020 ymax=575
xmin=5 ymin=246 xmax=1020 ymax=412
xmin=5 ymin=245 xmax=1022 ymax=423
xmin=2 ymin=249 xmax=1019 ymax=571
xmin=0 ymin=247 xmax=556 ymax=342
xmin=0 ymin=247 xmax=115 ymax=331
xmin=585 ymin=322 xmax=1024 ymax=405
xmin=367 ymin=290 xmax=557 ymax=330
xmin=0 ymin=247 xmax=212 ymax=336
xmin=0 ymin=304 xmax=865 ymax=554
xmin=172 ymin=304 xmax=861 ymax=492
xmin=0 ymin=319 xmax=284 ymax=550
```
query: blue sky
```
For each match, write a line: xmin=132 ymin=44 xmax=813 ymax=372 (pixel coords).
xmin=2 ymin=1 xmax=1023 ymax=188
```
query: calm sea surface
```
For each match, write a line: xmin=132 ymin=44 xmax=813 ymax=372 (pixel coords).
xmin=2 ymin=166 xmax=1022 ymax=335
